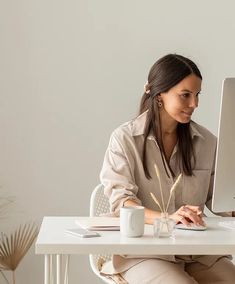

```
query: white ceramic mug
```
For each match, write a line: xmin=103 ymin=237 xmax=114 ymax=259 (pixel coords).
xmin=120 ymin=206 xmax=145 ymax=237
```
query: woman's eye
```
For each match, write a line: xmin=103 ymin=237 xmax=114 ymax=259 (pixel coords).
xmin=180 ymin=93 xmax=190 ymax=98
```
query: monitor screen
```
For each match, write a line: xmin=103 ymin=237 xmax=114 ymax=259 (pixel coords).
xmin=212 ymin=78 xmax=235 ymax=212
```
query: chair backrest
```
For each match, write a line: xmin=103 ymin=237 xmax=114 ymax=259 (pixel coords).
xmin=90 ymin=184 xmax=110 ymax=217
xmin=89 ymin=184 xmax=112 ymax=283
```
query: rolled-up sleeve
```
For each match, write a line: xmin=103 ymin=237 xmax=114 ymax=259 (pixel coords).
xmin=100 ymin=130 xmax=142 ymax=214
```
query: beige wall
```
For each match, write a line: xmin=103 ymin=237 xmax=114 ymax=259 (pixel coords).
xmin=0 ymin=0 xmax=235 ymax=283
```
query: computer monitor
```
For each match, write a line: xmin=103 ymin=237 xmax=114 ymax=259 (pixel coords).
xmin=212 ymin=78 xmax=235 ymax=212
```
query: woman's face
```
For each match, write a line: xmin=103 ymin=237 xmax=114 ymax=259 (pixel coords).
xmin=159 ymin=74 xmax=202 ymax=124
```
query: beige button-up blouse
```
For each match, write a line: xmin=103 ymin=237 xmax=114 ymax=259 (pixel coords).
xmin=100 ymin=111 xmax=228 ymax=275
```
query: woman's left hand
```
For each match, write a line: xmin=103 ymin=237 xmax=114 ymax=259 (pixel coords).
xmin=170 ymin=205 xmax=205 ymax=226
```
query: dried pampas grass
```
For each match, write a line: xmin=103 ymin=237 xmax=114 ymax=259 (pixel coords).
xmin=150 ymin=192 xmax=163 ymax=212
xmin=151 ymin=163 xmax=182 ymax=214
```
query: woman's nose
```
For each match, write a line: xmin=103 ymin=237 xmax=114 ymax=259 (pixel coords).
xmin=189 ymin=96 xmax=198 ymax=108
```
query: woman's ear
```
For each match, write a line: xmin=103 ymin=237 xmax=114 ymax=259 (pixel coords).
xmin=156 ymin=94 xmax=162 ymax=102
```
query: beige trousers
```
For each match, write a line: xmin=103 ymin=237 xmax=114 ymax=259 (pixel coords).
xmin=121 ymin=257 xmax=235 ymax=284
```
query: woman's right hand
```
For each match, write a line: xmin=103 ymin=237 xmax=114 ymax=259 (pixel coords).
xmin=170 ymin=205 xmax=205 ymax=226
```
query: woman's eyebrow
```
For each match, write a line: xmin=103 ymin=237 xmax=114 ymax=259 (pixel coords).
xmin=180 ymin=89 xmax=192 ymax=93
xmin=180 ymin=89 xmax=201 ymax=94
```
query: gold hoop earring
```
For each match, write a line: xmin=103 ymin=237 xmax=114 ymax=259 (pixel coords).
xmin=158 ymin=101 xmax=163 ymax=108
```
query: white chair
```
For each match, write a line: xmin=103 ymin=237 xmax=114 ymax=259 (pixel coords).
xmin=89 ymin=184 xmax=113 ymax=284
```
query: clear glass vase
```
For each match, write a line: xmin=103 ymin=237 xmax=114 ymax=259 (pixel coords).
xmin=153 ymin=213 xmax=175 ymax=238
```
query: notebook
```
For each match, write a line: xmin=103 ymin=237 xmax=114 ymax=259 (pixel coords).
xmin=75 ymin=217 xmax=120 ymax=231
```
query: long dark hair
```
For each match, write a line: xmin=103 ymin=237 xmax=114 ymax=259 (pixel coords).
xmin=140 ymin=54 xmax=202 ymax=179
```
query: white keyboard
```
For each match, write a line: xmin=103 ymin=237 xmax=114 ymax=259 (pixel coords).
xmin=175 ymin=223 xmax=207 ymax=231
xmin=219 ymin=221 xmax=235 ymax=229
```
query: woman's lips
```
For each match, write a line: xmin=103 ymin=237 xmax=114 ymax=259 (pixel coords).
xmin=182 ymin=111 xmax=193 ymax=117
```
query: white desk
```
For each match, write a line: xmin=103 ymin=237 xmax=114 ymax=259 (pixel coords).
xmin=35 ymin=216 xmax=235 ymax=284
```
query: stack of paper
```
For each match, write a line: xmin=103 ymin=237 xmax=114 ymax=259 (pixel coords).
xmin=75 ymin=217 xmax=120 ymax=231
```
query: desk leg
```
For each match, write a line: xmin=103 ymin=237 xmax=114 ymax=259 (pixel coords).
xmin=56 ymin=255 xmax=61 ymax=284
xmin=44 ymin=254 xmax=69 ymax=284
xmin=44 ymin=255 xmax=50 ymax=284
xmin=64 ymin=255 xmax=69 ymax=284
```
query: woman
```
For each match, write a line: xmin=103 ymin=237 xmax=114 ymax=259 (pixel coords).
xmin=100 ymin=54 xmax=235 ymax=283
